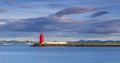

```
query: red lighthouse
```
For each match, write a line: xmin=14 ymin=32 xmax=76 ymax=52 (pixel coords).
xmin=39 ymin=33 xmax=44 ymax=44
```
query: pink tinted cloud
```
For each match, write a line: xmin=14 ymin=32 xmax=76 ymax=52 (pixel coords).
xmin=5 ymin=0 xmax=15 ymax=4
xmin=0 ymin=7 xmax=7 ymax=12
xmin=5 ymin=0 xmax=33 ymax=9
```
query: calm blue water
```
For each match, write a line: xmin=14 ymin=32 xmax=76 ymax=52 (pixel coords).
xmin=0 ymin=45 xmax=120 ymax=63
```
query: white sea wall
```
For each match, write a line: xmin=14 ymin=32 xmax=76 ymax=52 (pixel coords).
xmin=44 ymin=42 xmax=68 ymax=44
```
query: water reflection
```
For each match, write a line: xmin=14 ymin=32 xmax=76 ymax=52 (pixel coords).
xmin=0 ymin=45 xmax=120 ymax=63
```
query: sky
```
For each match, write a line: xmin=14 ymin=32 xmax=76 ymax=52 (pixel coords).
xmin=0 ymin=0 xmax=120 ymax=41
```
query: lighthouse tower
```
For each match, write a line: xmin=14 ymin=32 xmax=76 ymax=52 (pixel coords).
xmin=39 ymin=33 xmax=44 ymax=44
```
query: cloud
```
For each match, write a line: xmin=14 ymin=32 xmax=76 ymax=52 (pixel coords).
xmin=5 ymin=0 xmax=33 ymax=9
xmin=73 ymin=19 xmax=120 ymax=34
xmin=0 ymin=32 xmax=38 ymax=41
xmin=0 ymin=15 xmax=79 ymax=33
xmin=0 ymin=7 xmax=119 ymax=36
xmin=50 ymin=7 xmax=96 ymax=17
xmin=0 ymin=17 xmax=60 ymax=31
xmin=47 ymin=3 xmax=63 ymax=8
xmin=1 ymin=16 xmax=120 ymax=35
xmin=0 ymin=7 xmax=7 ymax=12
xmin=21 ymin=5 xmax=33 ymax=9
xmin=91 ymin=11 xmax=109 ymax=18
xmin=0 ymin=22 xmax=7 ymax=25
xmin=5 ymin=0 xmax=15 ymax=4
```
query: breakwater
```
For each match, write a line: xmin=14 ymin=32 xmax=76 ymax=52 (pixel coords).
xmin=31 ymin=43 xmax=120 ymax=47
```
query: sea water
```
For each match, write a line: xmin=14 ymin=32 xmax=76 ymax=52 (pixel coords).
xmin=0 ymin=45 xmax=120 ymax=63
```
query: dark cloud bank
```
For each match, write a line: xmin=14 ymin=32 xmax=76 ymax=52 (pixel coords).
xmin=50 ymin=7 xmax=96 ymax=17
xmin=0 ymin=7 xmax=117 ymax=35
xmin=91 ymin=11 xmax=109 ymax=18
